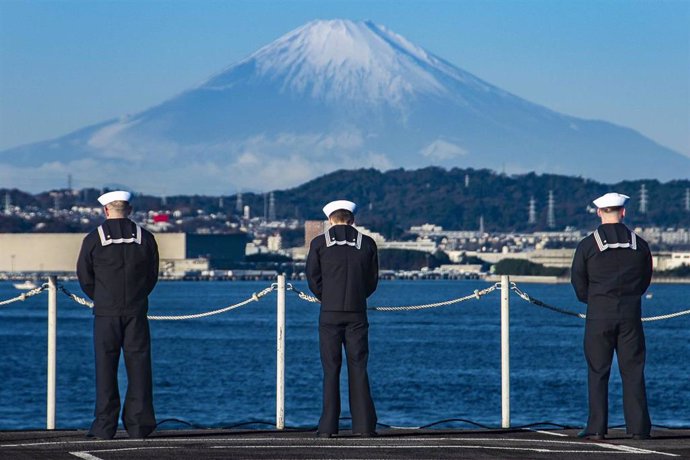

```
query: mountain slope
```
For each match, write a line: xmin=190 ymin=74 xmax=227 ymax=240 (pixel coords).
xmin=1 ymin=19 xmax=688 ymax=194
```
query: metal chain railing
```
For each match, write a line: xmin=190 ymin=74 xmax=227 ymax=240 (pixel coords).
xmin=510 ymin=282 xmax=690 ymax=322
xmin=59 ymin=283 xmax=277 ymax=321
xmin=58 ymin=285 xmax=94 ymax=308
xmin=0 ymin=283 xmax=49 ymax=307
xmin=287 ymin=282 xmax=500 ymax=311
xmin=286 ymin=284 xmax=320 ymax=303
xmin=4 ymin=279 xmax=688 ymax=322
xmin=510 ymin=283 xmax=587 ymax=319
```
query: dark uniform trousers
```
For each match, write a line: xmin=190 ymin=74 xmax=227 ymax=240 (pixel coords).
xmin=584 ymin=318 xmax=651 ymax=435
xmin=318 ymin=311 xmax=377 ymax=434
xmin=91 ymin=314 xmax=156 ymax=439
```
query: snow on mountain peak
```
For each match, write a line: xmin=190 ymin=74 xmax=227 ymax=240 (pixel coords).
xmin=204 ymin=19 xmax=449 ymax=105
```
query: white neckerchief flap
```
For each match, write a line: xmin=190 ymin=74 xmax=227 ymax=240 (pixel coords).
xmin=97 ymin=223 xmax=142 ymax=247
xmin=324 ymin=228 xmax=362 ymax=250
xmin=593 ymin=228 xmax=637 ymax=252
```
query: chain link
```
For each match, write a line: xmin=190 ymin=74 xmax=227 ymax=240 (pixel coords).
xmin=59 ymin=285 xmax=94 ymax=308
xmin=510 ymin=282 xmax=690 ymax=322
xmin=286 ymin=284 xmax=320 ymax=303
xmin=510 ymin=283 xmax=587 ymax=319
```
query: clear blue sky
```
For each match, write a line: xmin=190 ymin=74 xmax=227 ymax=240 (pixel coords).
xmin=1 ymin=0 xmax=688 ymax=157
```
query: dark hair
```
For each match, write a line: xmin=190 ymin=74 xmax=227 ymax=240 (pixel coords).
xmin=329 ymin=209 xmax=354 ymax=224
xmin=600 ymin=206 xmax=623 ymax=213
xmin=106 ymin=200 xmax=132 ymax=216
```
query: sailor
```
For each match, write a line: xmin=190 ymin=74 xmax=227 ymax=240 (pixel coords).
xmin=571 ymin=192 xmax=653 ymax=440
xmin=77 ymin=190 xmax=159 ymax=439
xmin=306 ymin=200 xmax=379 ymax=438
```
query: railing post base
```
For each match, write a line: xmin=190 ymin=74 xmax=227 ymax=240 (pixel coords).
xmin=276 ymin=274 xmax=286 ymax=429
xmin=47 ymin=276 xmax=57 ymax=430
xmin=501 ymin=275 xmax=510 ymax=429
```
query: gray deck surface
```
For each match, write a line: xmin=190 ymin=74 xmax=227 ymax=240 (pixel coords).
xmin=1 ymin=428 xmax=689 ymax=459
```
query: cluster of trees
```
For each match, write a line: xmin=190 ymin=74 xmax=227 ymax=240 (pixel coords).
xmin=492 ymin=258 xmax=690 ymax=279
xmin=493 ymin=259 xmax=569 ymax=277
xmin=378 ymin=249 xmax=450 ymax=271
xmin=656 ymin=264 xmax=690 ymax=278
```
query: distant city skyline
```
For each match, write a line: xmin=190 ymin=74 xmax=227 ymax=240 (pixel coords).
xmin=0 ymin=0 xmax=688 ymax=185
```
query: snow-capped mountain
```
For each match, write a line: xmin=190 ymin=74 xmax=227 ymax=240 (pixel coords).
xmin=1 ymin=19 xmax=688 ymax=194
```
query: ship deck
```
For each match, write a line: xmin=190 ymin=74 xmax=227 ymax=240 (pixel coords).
xmin=2 ymin=427 xmax=689 ymax=459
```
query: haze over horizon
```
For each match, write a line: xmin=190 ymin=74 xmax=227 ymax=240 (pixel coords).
xmin=0 ymin=1 xmax=688 ymax=194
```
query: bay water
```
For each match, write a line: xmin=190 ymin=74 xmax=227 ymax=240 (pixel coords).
xmin=1 ymin=280 xmax=688 ymax=431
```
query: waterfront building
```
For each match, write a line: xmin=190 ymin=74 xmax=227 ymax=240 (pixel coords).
xmin=0 ymin=232 xmax=247 ymax=274
xmin=304 ymin=220 xmax=326 ymax=247
xmin=378 ymin=237 xmax=437 ymax=253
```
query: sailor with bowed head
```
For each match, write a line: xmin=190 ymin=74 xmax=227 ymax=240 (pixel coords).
xmin=571 ymin=192 xmax=653 ymax=440
xmin=77 ymin=190 xmax=159 ymax=439
xmin=306 ymin=199 xmax=379 ymax=438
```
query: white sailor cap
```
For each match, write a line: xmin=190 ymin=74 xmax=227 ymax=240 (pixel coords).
xmin=98 ymin=190 xmax=132 ymax=206
xmin=592 ymin=192 xmax=629 ymax=209
xmin=322 ymin=200 xmax=357 ymax=218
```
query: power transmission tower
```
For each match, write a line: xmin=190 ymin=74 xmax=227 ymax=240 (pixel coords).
xmin=263 ymin=193 xmax=268 ymax=221
xmin=4 ymin=192 xmax=10 ymax=215
xmin=235 ymin=192 xmax=243 ymax=214
xmin=528 ymin=196 xmax=537 ymax=225
xmin=547 ymin=190 xmax=556 ymax=229
xmin=268 ymin=192 xmax=276 ymax=221
xmin=639 ymin=184 xmax=648 ymax=214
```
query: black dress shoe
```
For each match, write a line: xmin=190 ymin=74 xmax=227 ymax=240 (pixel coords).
xmin=354 ymin=432 xmax=377 ymax=437
xmin=632 ymin=433 xmax=651 ymax=440
xmin=577 ymin=430 xmax=604 ymax=440
xmin=85 ymin=432 xmax=113 ymax=440
xmin=316 ymin=432 xmax=333 ymax=438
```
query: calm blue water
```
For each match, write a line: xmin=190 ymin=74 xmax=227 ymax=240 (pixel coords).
xmin=0 ymin=280 xmax=688 ymax=431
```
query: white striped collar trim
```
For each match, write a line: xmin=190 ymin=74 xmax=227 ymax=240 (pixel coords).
xmin=324 ymin=228 xmax=362 ymax=250
xmin=97 ymin=223 xmax=142 ymax=246
xmin=593 ymin=228 xmax=637 ymax=252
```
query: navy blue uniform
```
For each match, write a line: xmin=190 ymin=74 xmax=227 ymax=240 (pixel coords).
xmin=306 ymin=224 xmax=378 ymax=435
xmin=77 ymin=218 xmax=159 ymax=439
xmin=571 ymin=223 xmax=652 ymax=436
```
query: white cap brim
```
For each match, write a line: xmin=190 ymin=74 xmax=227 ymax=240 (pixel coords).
xmin=98 ymin=190 xmax=132 ymax=206
xmin=323 ymin=200 xmax=357 ymax=218
xmin=593 ymin=192 xmax=629 ymax=208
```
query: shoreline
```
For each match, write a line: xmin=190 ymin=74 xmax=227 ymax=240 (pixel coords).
xmin=485 ymin=275 xmax=690 ymax=284
xmin=2 ymin=275 xmax=690 ymax=284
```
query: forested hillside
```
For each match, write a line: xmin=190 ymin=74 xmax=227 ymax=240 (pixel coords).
xmin=2 ymin=167 xmax=689 ymax=237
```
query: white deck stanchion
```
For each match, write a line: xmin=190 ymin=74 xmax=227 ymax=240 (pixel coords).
xmin=501 ymin=275 xmax=510 ymax=428
xmin=276 ymin=274 xmax=286 ymax=430
xmin=47 ymin=276 xmax=57 ymax=430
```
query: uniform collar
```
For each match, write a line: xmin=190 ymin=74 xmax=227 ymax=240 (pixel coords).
xmin=325 ymin=225 xmax=362 ymax=249
xmin=594 ymin=223 xmax=637 ymax=251
xmin=98 ymin=219 xmax=142 ymax=246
